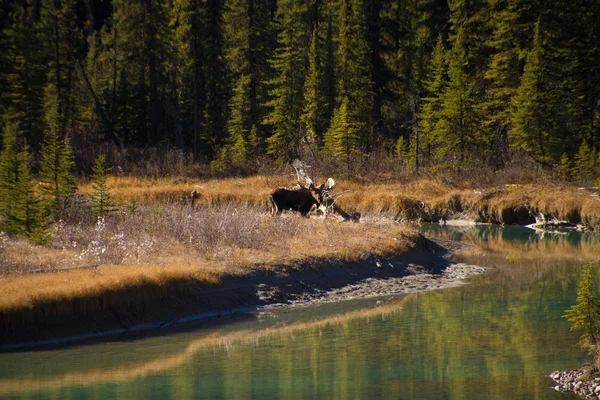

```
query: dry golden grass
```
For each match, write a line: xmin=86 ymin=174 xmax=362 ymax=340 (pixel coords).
xmin=79 ymin=176 xmax=600 ymax=225
xmin=0 ymin=263 xmax=222 ymax=315
xmin=0 ymin=217 xmax=414 ymax=315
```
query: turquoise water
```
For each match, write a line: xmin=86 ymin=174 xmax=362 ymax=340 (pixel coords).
xmin=0 ymin=224 xmax=595 ymax=399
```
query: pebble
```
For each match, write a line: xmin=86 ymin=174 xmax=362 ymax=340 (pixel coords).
xmin=550 ymin=367 xmax=600 ymax=399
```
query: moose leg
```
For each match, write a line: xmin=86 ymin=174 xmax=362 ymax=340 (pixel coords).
xmin=269 ymin=195 xmax=279 ymax=216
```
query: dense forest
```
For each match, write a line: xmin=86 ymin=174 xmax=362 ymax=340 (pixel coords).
xmin=1 ymin=0 xmax=600 ymax=181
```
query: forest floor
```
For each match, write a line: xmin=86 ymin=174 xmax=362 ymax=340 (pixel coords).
xmin=0 ymin=174 xmax=598 ymax=347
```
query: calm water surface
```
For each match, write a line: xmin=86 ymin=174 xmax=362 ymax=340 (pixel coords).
xmin=1 ymin=224 xmax=599 ymax=399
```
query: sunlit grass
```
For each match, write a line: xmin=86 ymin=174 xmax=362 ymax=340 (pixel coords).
xmin=0 ymin=203 xmax=415 ymax=316
xmin=79 ymin=176 xmax=600 ymax=226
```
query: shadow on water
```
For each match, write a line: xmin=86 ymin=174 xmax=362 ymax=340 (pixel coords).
xmin=0 ymin=224 xmax=596 ymax=399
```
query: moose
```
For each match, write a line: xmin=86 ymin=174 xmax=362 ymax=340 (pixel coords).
xmin=269 ymin=160 xmax=342 ymax=218
xmin=269 ymin=187 xmax=322 ymax=216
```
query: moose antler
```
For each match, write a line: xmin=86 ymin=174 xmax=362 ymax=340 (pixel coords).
xmin=292 ymin=159 xmax=314 ymax=188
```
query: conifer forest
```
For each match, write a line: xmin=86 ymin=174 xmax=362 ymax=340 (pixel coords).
xmin=1 ymin=0 xmax=600 ymax=181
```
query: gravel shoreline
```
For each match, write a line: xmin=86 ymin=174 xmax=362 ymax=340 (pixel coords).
xmin=550 ymin=368 xmax=600 ymax=399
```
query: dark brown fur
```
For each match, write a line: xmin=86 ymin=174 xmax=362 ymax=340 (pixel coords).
xmin=269 ymin=188 xmax=320 ymax=217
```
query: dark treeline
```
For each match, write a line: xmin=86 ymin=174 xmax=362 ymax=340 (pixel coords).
xmin=1 ymin=0 xmax=600 ymax=181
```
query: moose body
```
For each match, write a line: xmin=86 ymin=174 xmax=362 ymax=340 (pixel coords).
xmin=269 ymin=188 xmax=320 ymax=216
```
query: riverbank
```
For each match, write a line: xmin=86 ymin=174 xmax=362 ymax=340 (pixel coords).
xmin=0 ymin=234 xmax=482 ymax=349
xmin=80 ymin=176 xmax=600 ymax=231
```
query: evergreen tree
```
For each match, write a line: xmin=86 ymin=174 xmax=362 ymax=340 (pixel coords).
xmin=323 ymin=0 xmax=374 ymax=161
xmin=573 ymin=141 xmax=597 ymax=185
xmin=419 ymin=35 xmax=447 ymax=163
xmin=90 ymin=154 xmax=114 ymax=219
xmin=482 ymin=0 xmax=540 ymax=168
xmin=565 ymin=262 xmax=600 ymax=365
xmin=39 ymin=0 xmax=85 ymax=139
xmin=556 ymin=152 xmax=571 ymax=182
xmin=0 ymin=2 xmax=46 ymax=149
xmin=39 ymin=127 xmax=78 ymax=220
xmin=300 ymin=26 xmax=328 ymax=148
xmin=510 ymin=19 xmax=551 ymax=166
xmin=323 ymin=98 xmax=361 ymax=169
xmin=201 ymin=0 xmax=228 ymax=158
xmin=220 ymin=0 xmax=275 ymax=167
xmin=433 ymin=30 xmax=482 ymax=167
xmin=264 ymin=0 xmax=312 ymax=161
xmin=0 ymin=121 xmax=44 ymax=239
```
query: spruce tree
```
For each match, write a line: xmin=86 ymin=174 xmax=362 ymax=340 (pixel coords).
xmin=0 ymin=120 xmax=44 ymax=239
xmin=433 ymin=30 xmax=481 ymax=167
xmin=323 ymin=0 xmax=373 ymax=162
xmin=39 ymin=0 xmax=84 ymax=139
xmin=565 ymin=262 xmax=600 ymax=366
xmin=39 ymin=127 xmax=78 ymax=220
xmin=573 ymin=141 xmax=597 ymax=185
xmin=511 ymin=19 xmax=550 ymax=166
xmin=300 ymin=26 xmax=328 ymax=148
xmin=419 ymin=35 xmax=447 ymax=163
xmin=482 ymin=0 xmax=539 ymax=167
xmin=90 ymin=154 xmax=114 ymax=219
xmin=264 ymin=0 xmax=312 ymax=161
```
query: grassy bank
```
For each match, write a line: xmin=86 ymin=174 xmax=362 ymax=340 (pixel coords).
xmin=0 ymin=202 xmax=415 ymax=332
xmin=80 ymin=175 xmax=600 ymax=228
xmin=2 ymin=173 xmax=600 ymax=342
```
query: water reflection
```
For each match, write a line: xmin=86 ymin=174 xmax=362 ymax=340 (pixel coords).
xmin=0 ymin=225 xmax=594 ymax=399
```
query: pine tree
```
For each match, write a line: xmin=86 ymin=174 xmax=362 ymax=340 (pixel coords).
xmin=39 ymin=0 xmax=85 ymax=139
xmin=1 ymin=2 xmax=46 ymax=149
xmin=264 ymin=0 xmax=312 ymax=161
xmin=482 ymin=0 xmax=540 ymax=168
xmin=0 ymin=120 xmax=44 ymax=239
xmin=201 ymin=0 xmax=228 ymax=158
xmin=573 ymin=141 xmax=597 ymax=185
xmin=323 ymin=98 xmax=361 ymax=169
xmin=300 ymin=26 xmax=328 ymax=148
xmin=219 ymin=0 xmax=254 ymax=167
xmin=510 ymin=19 xmax=551 ymax=166
xmin=323 ymin=0 xmax=374 ymax=162
xmin=419 ymin=35 xmax=447 ymax=163
xmin=433 ymin=30 xmax=481 ymax=167
xmin=90 ymin=154 xmax=114 ymax=219
xmin=565 ymin=262 xmax=600 ymax=366
xmin=39 ymin=127 xmax=78 ymax=220
xmin=556 ymin=152 xmax=571 ymax=182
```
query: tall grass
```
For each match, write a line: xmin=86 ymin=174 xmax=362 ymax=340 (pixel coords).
xmin=81 ymin=175 xmax=600 ymax=227
xmin=0 ymin=202 xmax=414 ymax=315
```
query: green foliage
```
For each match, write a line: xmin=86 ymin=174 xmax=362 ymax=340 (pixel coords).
xmin=433 ymin=31 xmax=482 ymax=167
xmin=323 ymin=0 xmax=373 ymax=163
xmin=301 ymin=27 xmax=327 ymax=147
xmin=39 ymin=128 xmax=78 ymax=220
xmin=555 ymin=153 xmax=572 ymax=181
xmin=564 ymin=262 xmax=600 ymax=365
xmin=395 ymin=136 xmax=409 ymax=159
xmin=510 ymin=19 xmax=550 ymax=166
xmin=323 ymin=98 xmax=362 ymax=168
xmin=264 ymin=0 xmax=311 ymax=161
xmin=573 ymin=142 xmax=597 ymax=185
xmin=90 ymin=154 xmax=115 ymax=219
xmin=419 ymin=35 xmax=447 ymax=161
xmin=1 ymin=0 xmax=600 ymax=180
xmin=0 ymin=120 xmax=46 ymax=241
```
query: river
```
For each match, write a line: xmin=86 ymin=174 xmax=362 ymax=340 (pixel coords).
xmin=1 ymin=224 xmax=598 ymax=399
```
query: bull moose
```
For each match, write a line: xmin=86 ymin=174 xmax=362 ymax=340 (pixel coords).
xmin=269 ymin=159 xmax=359 ymax=221
xmin=269 ymin=187 xmax=322 ymax=216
